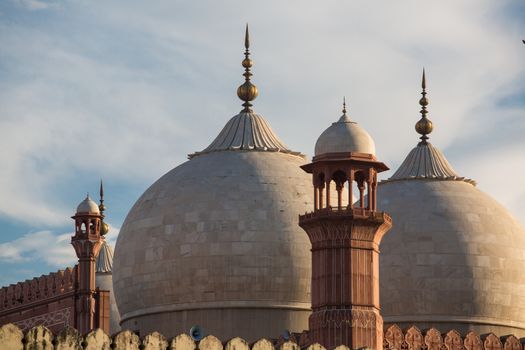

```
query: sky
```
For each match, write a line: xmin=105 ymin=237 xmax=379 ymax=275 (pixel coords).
xmin=0 ymin=0 xmax=524 ymax=286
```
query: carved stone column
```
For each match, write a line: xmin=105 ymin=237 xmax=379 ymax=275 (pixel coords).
xmin=300 ymin=208 xmax=391 ymax=349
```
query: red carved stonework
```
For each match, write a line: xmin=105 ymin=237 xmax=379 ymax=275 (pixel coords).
xmin=404 ymin=326 xmax=423 ymax=350
xmin=0 ymin=268 xmax=77 ymax=334
xmin=444 ymin=330 xmax=462 ymax=350
xmin=385 ymin=324 xmax=404 ymax=350
xmin=482 ymin=334 xmax=502 ymax=350
xmin=464 ymin=331 xmax=483 ymax=350
xmin=424 ymin=328 xmax=443 ymax=350
xmin=299 ymin=152 xmax=392 ymax=349
xmin=502 ymin=336 xmax=520 ymax=350
xmin=0 ymin=266 xmax=108 ymax=335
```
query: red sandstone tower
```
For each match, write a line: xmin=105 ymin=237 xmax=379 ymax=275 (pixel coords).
xmin=299 ymin=102 xmax=392 ymax=349
xmin=71 ymin=193 xmax=106 ymax=334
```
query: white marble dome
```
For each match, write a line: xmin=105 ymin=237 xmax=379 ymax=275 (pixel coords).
xmin=76 ymin=195 xmax=100 ymax=214
xmin=378 ymin=141 xmax=525 ymax=336
xmin=314 ymin=111 xmax=375 ymax=156
xmin=113 ymin=110 xmax=313 ymax=341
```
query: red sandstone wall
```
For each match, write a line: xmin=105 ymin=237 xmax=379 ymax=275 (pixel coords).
xmin=0 ymin=267 xmax=77 ymax=333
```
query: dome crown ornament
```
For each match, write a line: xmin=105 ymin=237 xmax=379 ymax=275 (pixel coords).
xmin=382 ymin=69 xmax=475 ymax=186
xmin=237 ymin=24 xmax=258 ymax=112
xmin=415 ymin=68 xmax=433 ymax=144
xmin=338 ymin=96 xmax=352 ymax=123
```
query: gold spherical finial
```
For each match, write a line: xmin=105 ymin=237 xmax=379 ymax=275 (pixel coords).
xmin=415 ymin=68 xmax=433 ymax=145
xmin=237 ymin=24 xmax=258 ymax=112
xmin=415 ymin=117 xmax=433 ymax=135
xmin=101 ymin=221 xmax=110 ymax=235
xmin=237 ymin=82 xmax=258 ymax=102
xmin=242 ymin=58 xmax=253 ymax=68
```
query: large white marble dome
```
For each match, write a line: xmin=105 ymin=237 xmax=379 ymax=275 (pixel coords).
xmin=378 ymin=139 xmax=525 ymax=337
xmin=113 ymin=110 xmax=313 ymax=341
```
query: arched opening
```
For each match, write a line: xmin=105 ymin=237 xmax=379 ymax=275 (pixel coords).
xmin=315 ymin=173 xmax=325 ymax=210
xmin=332 ymin=170 xmax=347 ymax=210
xmin=354 ymin=171 xmax=367 ymax=209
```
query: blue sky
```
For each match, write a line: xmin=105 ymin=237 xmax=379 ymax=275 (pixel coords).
xmin=0 ymin=0 xmax=524 ymax=286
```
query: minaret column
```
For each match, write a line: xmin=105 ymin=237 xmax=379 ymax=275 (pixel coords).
xmin=71 ymin=194 xmax=105 ymax=334
xmin=300 ymin=195 xmax=391 ymax=349
xmin=299 ymin=100 xmax=392 ymax=349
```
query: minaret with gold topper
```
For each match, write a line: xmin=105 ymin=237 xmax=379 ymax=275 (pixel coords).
xmin=299 ymin=100 xmax=392 ymax=349
xmin=70 ymin=181 xmax=109 ymax=334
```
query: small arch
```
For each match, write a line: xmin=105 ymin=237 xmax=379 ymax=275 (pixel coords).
xmin=354 ymin=170 xmax=367 ymax=208
xmin=316 ymin=173 xmax=326 ymax=210
xmin=316 ymin=173 xmax=325 ymax=187
xmin=332 ymin=170 xmax=347 ymax=209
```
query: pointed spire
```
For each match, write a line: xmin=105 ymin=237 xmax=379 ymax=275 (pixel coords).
xmin=99 ymin=179 xmax=106 ymax=215
xmin=415 ymin=68 xmax=433 ymax=145
xmin=244 ymin=23 xmax=250 ymax=49
xmin=99 ymin=180 xmax=109 ymax=235
xmin=237 ymin=24 xmax=258 ymax=112
xmin=338 ymin=96 xmax=352 ymax=123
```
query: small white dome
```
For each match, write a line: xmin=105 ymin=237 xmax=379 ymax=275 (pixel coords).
xmin=76 ymin=195 xmax=100 ymax=214
xmin=314 ymin=113 xmax=375 ymax=156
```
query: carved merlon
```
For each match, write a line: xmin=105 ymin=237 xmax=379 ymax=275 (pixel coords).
xmin=1 ymin=323 xmax=524 ymax=350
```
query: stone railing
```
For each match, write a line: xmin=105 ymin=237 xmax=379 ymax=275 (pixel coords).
xmin=383 ymin=324 xmax=524 ymax=350
xmin=1 ymin=323 xmax=525 ymax=350
xmin=0 ymin=267 xmax=77 ymax=312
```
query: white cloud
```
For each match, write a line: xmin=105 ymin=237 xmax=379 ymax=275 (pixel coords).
xmin=0 ymin=225 xmax=119 ymax=268
xmin=0 ymin=0 xmax=524 ymax=228
xmin=11 ymin=0 xmax=56 ymax=11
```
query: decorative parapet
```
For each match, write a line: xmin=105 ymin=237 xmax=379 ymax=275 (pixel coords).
xmin=383 ymin=324 xmax=524 ymax=350
xmin=1 ymin=323 xmax=524 ymax=350
xmin=0 ymin=267 xmax=77 ymax=313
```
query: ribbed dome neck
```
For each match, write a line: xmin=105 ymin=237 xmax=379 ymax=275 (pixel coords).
xmin=96 ymin=241 xmax=113 ymax=273
xmin=382 ymin=142 xmax=476 ymax=185
xmin=188 ymin=111 xmax=304 ymax=159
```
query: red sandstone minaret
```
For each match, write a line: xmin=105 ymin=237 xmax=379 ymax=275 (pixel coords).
xmin=299 ymin=100 xmax=392 ymax=349
xmin=71 ymin=193 xmax=105 ymax=334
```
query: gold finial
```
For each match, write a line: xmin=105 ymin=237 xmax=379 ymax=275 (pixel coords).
xmin=237 ymin=24 xmax=258 ymax=112
xmin=415 ymin=68 xmax=433 ymax=145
